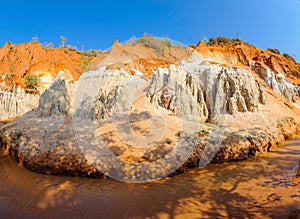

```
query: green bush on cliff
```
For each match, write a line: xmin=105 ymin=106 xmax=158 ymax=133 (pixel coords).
xmin=232 ymin=37 xmax=242 ymax=43
xmin=207 ymin=36 xmax=231 ymax=45
xmin=79 ymin=50 xmax=102 ymax=71
xmin=216 ymin=36 xmax=231 ymax=45
xmin=188 ymin=44 xmax=197 ymax=49
xmin=24 ymin=74 xmax=40 ymax=91
xmin=207 ymin=36 xmax=242 ymax=46
xmin=283 ymin=53 xmax=295 ymax=61
xmin=267 ymin=48 xmax=281 ymax=55
xmin=81 ymin=49 xmax=102 ymax=58
xmin=135 ymin=34 xmax=172 ymax=56
xmin=79 ymin=55 xmax=91 ymax=71
xmin=207 ymin=37 xmax=217 ymax=45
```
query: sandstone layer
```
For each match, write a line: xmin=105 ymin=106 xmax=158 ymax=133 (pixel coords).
xmin=196 ymin=41 xmax=300 ymax=102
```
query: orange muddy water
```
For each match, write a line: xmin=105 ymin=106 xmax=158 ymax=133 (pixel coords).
xmin=0 ymin=138 xmax=299 ymax=219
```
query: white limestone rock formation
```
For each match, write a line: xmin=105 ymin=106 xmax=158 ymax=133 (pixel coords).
xmin=72 ymin=68 xmax=147 ymax=121
xmin=0 ymin=86 xmax=39 ymax=121
xmin=147 ymin=63 xmax=266 ymax=122
xmin=251 ymin=61 xmax=300 ymax=102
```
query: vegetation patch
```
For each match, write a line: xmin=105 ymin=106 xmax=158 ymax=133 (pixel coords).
xmin=24 ymin=74 xmax=40 ymax=93
xmin=207 ymin=36 xmax=242 ymax=46
xmin=283 ymin=53 xmax=295 ymax=61
xmin=188 ymin=44 xmax=197 ymax=49
xmin=267 ymin=48 xmax=281 ymax=55
xmin=81 ymin=50 xmax=102 ymax=58
xmin=198 ymin=129 xmax=210 ymax=137
xmin=134 ymin=34 xmax=172 ymax=56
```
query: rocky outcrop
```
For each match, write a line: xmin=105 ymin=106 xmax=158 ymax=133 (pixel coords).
xmin=252 ymin=61 xmax=300 ymax=101
xmin=178 ymin=116 xmax=300 ymax=173
xmin=195 ymin=41 xmax=300 ymax=102
xmin=0 ymin=86 xmax=39 ymax=121
xmin=0 ymin=119 xmax=102 ymax=177
xmin=212 ymin=116 xmax=300 ymax=163
xmin=74 ymin=56 xmax=266 ymax=124
xmin=0 ymin=42 xmax=85 ymax=90
xmin=0 ymin=60 xmax=280 ymax=180
xmin=0 ymin=77 xmax=102 ymax=177
xmin=0 ymin=72 xmax=75 ymax=121
xmin=0 ymin=39 xmax=299 ymax=180
xmin=112 ymin=39 xmax=119 ymax=47
xmin=147 ymin=62 xmax=266 ymax=121
xmin=72 ymin=68 xmax=146 ymax=121
xmin=0 ymin=69 xmax=147 ymax=177
xmin=37 ymin=73 xmax=74 ymax=118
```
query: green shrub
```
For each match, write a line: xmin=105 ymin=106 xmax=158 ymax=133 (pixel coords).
xmin=232 ymin=38 xmax=242 ymax=42
xmin=31 ymin=35 xmax=39 ymax=43
xmin=216 ymin=36 xmax=231 ymax=45
xmin=79 ymin=55 xmax=90 ymax=71
xmin=267 ymin=48 xmax=281 ymax=55
xmin=198 ymin=129 xmax=210 ymax=137
xmin=81 ymin=50 xmax=102 ymax=58
xmin=24 ymin=74 xmax=40 ymax=90
xmin=207 ymin=36 xmax=232 ymax=45
xmin=283 ymin=53 xmax=295 ymax=61
xmin=207 ymin=36 xmax=243 ymax=46
xmin=188 ymin=44 xmax=197 ymax=49
xmin=135 ymin=35 xmax=172 ymax=56
xmin=207 ymin=37 xmax=217 ymax=45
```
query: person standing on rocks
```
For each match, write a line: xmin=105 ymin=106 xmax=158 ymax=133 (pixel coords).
xmin=156 ymin=82 xmax=175 ymax=109
xmin=186 ymin=73 xmax=192 ymax=88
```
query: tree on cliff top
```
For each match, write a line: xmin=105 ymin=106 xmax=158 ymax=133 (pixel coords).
xmin=59 ymin=36 xmax=68 ymax=47
xmin=31 ymin=35 xmax=39 ymax=43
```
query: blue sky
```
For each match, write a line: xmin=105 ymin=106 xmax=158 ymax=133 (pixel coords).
xmin=1 ymin=0 xmax=299 ymax=61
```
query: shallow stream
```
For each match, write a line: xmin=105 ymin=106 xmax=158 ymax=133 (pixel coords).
xmin=0 ymin=138 xmax=299 ymax=218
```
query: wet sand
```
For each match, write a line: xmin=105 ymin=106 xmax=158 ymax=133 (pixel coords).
xmin=0 ymin=138 xmax=299 ymax=218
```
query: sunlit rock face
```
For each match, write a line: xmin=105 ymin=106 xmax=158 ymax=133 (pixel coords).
xmin=1 ymin=44 xmax=300 ymax=181
xmin=195 ymin=40 xmax=300 ymax=103
xmin=72 ymin=68 xmax=146 ymax=121
xmin=37 ymin=73 xmax=74 ymax=118
xmin=0 ymin=87 xmax=39 ymax=120
xmin=70 ymin=54 xmax=266 ymax=124
xmin=147 ymin=62 xmax=266 ymax=122
xmin=0 ymin=53 xmax=271 ymax=179
xmin=0 ymin=42 xmax=82 ymax=88
xmin=252 ymin=61 xmax=300 ymax=102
